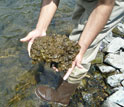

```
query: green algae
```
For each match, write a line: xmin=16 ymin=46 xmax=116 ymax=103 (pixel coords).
xmin=7 ymin=67 xmax=40 ymax=106
xmin=31 ymin=35 xmax=80 ymax=71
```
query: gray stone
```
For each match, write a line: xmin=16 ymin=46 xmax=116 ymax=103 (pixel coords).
xmin=102 ymin=100 xmax=120 ymax=107
xmin=100 ymin=32 xmax=114 ymax=51
xmin=112 ymin=86 xmax=124 ymax=92
xmin=117 ymin=23 xmax=124 ymax=34
xmin=98 ymin=65 xmax=116 ymax=73
xmin=107 ymin=89 xmax=124 ymax=106
xmin=104 ymin=53 xmax=124 ymax=69
xmin=120 ymin=69 xmax=124 ymax=73
xmin=107 ymin=37 xmax=124 ymax=53
xmin=107 ymin=73 xmax=124 ymax=87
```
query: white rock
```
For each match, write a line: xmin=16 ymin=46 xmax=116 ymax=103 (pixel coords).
xmin=107 ymin=89 xmax=124 ymax=106
xmin=117 ymin=23 xmax=124 ymax=33
xmin=107 ymin=37 xmax=124 ymax=53
xmin=100 ymin=32 xmax=114 ymax=51
xmin=107 ymin=74 xmax=124 ymax=87
xmin=120 ymin=69 xmax=124 ymax=73
xmin=102 ymin=100 xmax=120 ymax=107
xmin=98 ymin=65 xmax=116 ymax=73
xmin=104 ymin=53 xmax=124 ymax=69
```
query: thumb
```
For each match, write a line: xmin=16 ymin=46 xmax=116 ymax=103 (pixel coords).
xmin=20 ymin=33 xmax=33 ymax=42
xmin=28 ymin=38 xmax=34 ymax=57
xmin=76 ymin=62 xmax=83 ymax=69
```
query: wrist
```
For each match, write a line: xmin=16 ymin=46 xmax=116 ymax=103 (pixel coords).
xmin=78 ymin=42 xmax=88 ymax=55
xmin=35 ymin=28 xmax=46 ymax=36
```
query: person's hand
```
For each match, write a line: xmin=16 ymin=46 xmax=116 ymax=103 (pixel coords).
xmin=53 ymin=49 xmax=84 ymax=80
xmin=63 ymin=52 xmax=83 ymax=80
xmin=20 ymin=29 xmax=46 ymax=56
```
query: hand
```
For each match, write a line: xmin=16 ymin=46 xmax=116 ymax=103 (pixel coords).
xmin=53 ymin=50 xmax=84 ymax=80
xmin=63 ymin=52 xmax=83 ymax=80
xmin=20 ymin=29 xmax=46 ymax=56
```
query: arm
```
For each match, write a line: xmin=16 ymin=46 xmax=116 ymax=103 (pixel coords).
xmin=64 ymin=0 xmax=115 ymax=80
xmin=78 ymin=0 xmax=115 ymax=57
xmin=74 ymin=0 xmax=115 ymax=67
xmin=20 ymin=0 xmax=60 ymax=56
xmin=36 ymin=0 xmax=60 ymax=33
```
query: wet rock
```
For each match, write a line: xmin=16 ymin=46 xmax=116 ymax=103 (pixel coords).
xmin=74 ymin=67 xmax=109 ymax=107
xmin=98 ymin=65 xmax=116 ymax=73
xmin=107 ymin=73 xmax=124 ymax=87
xmin=7 ymin=65 xmax=41 ymax=106
xmin=31 ymin=35 xmax=80 ymax=71
xmin=104 ymin=53 xmax=124 ymax=70
xmin=106 ymin=37 xmax=124 ymax=53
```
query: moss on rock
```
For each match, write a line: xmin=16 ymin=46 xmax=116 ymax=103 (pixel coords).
xmin=31 ymin=35 xmax=80 ymax=71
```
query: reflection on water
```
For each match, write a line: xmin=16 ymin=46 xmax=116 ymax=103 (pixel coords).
xmin=0 ymin=0 xmax=75 ymax=106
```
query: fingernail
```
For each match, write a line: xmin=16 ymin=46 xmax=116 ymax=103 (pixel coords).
xmin=20 ymin=38 xmax=24 ymax=41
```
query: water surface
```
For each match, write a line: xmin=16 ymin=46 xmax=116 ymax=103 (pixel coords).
xmin=0 ymin=0 xmax=75 ymax=106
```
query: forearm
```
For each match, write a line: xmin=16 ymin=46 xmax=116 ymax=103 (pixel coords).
xmin=36 ymin=0 xmax=60 ymax=33
xmin=79 ymin=0 xmax=115 ymax=55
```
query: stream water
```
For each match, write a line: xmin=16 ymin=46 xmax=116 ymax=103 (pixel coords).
xmin=0 ymin=0 xmax=123 ymax=107
xmin=0 ymin=0 xmax=76 ymax=106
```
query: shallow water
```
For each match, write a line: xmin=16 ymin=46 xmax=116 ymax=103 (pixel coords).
xmin=0 ymin=0 xmax=75 ymax=106
xmin=0 ymin=0 xmax=124 ymax=107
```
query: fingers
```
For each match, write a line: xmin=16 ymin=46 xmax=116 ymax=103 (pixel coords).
xmin=20 ymin=32 xmax=33 ymax=42
xmin=63 ymin=68 xmax=73 ymax=80
xmin=63 ymin=61 xmax=75 ymax=80
xmin=28 ymin=38 xmax=34 ymax=57
xmin=76 ymin=62 xmax=83 ymax=69
xmin=52 ymin=67 xmax=59 ymax=72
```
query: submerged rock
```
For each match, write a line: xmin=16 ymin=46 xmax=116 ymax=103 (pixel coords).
xmin=31 ymin=35 xmax=80 ymax=71
xmin=7 ymin=65 xmax=41 ymax=106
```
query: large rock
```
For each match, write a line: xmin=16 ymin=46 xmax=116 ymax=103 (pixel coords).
xmin=30 ymin=35 xmax=80 ymax=71
xmin=106 ymin=37 xmax=124 ymax=53
xmin=98 ymin=65 xmax=116 ymax=73
xmin=104 ymin=52 xmax=124 ymax=69
xmin=100 ymin=32 xmax=114 ymax=52
xmin=107 ymin=73 xmax=124 ymax=87
xmin=102 ymin=100 xmax=120 ymax=107
xmin=105 ymin=89 xmax=124 ymax=106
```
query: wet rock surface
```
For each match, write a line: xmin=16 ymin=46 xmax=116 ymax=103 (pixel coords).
xmin=31 ymin=35 xmax=80 ymax=71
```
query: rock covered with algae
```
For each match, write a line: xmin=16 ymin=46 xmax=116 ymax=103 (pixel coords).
xmin=31 ymin=35 xmax=80 ymax=71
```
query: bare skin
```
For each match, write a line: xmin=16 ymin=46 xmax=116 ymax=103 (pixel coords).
xmin=20 ymin=0 xmax=60 ymax=56
xmin=20 ymin=0 xmax=115 ymax=80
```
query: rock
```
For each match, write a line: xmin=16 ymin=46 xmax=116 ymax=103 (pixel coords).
xmin=112 ymin=86 xmax=124 ymax=92
xmin=112 ymin=23 xmax=124 ymax=38
xmin=120 ymin=69 xmax=124 ymax=73
xmin=98 ymin=65 xmax=116 ymax=73
xmin=102 ymin=100 xmax=120 ymax=107
xmin=104 ymin=53 xmax=124 ymax=69
xmin=30 ymin=35 xmax=80 ymax=71
xmin=91 ymin=52 xmax=104 ymax=64
xmin=106 ymin=89 xmax=124 ymax=106
xmin=121 ymin=79 xmax=124 ymax=87
xmin=107 ymin=73 xmax=124 ymax=87
xmin=106 ymin=37 xmax=124 ymax=53
xmin=100 ymin=32 xmax=114 ymax=52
